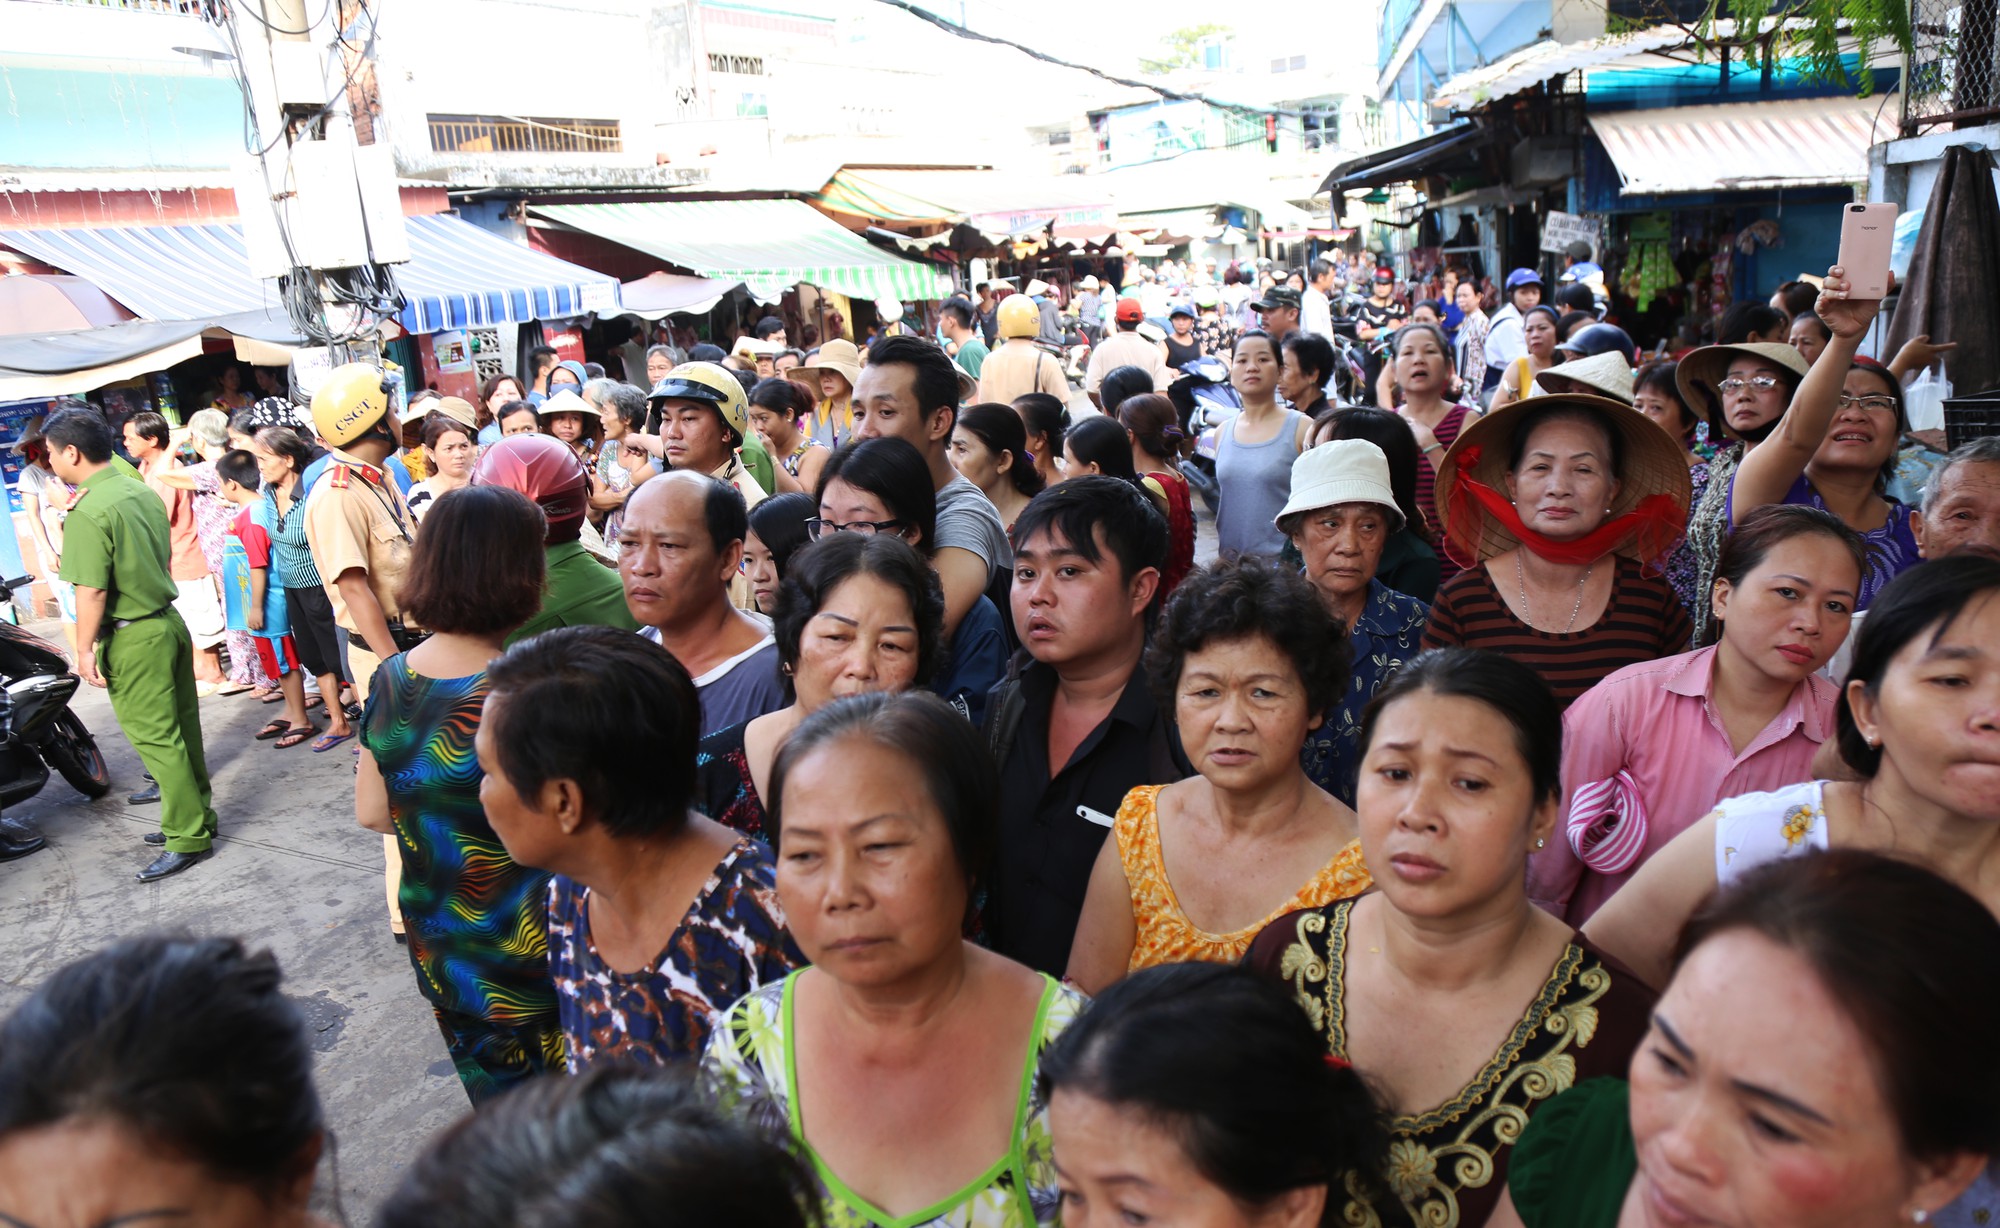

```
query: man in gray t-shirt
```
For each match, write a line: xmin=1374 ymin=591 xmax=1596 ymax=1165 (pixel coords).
xmin=852 ymin=336 xmax=1018 ymax=636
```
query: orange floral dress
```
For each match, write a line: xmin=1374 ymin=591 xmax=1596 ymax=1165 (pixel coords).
xmin=1115 ymin=784 xmax=1373 ymax=972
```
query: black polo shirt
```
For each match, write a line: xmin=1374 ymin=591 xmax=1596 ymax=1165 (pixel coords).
xmin=987 ymin=659 xmax=1190 ymax=976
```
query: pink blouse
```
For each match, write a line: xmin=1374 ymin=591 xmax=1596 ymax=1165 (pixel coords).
xmin=1528 ymin=645 xmax=1837 ymax=925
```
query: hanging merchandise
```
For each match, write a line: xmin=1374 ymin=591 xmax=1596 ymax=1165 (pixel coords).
xmin=1624 ymin=241 xmax=1676 ymax=313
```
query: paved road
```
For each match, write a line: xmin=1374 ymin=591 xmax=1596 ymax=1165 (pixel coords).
xmin=0 ymin=643 xmax=466 ymax=1221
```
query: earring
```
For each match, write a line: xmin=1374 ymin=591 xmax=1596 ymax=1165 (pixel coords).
xmin=1865 ymin=734 xmax=1879 ymax=749
xmin=1913 ymin=1210 xmax=1930 ymax=1224
xmin=1535 ymin=838 xmax=1546 ymax=849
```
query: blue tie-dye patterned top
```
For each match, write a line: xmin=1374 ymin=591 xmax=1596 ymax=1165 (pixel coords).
xmin=361 ymin=655 xmax=557 ymax=1028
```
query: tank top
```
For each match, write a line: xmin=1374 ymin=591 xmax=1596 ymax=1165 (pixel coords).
xmin=1115 ymin=785 xmax=1372 ymax=971
xmin=1163 ymin=335 xmax=1202 ymax=368
xmin=1214 ymin=408 xmax=1308 ymax=562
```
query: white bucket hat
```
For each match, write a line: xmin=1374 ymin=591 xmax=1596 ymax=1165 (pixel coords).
xmin=1275 ymin=439 xmax=1403 ymax=531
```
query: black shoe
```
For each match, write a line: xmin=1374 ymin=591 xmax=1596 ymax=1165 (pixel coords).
xmin=144 ymin=831 xmax=165 ymax=846
xmin=0 ymin=817 xmax=44 ymax=862
xmin=136 ymin=849 xmax=210 ymax=882
xmin=128 ymin=783 xmax=161 ymax=805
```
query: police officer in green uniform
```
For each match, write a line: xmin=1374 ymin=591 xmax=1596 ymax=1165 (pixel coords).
xmin=45 ymin=408 xmax=218 ymax=882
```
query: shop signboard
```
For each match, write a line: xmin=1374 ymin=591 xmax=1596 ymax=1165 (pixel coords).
xmin=1540 ymin=211 xmax=1602 ymax=256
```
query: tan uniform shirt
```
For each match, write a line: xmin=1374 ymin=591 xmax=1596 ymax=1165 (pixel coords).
xmin=303 ymin=449 xmax=413 ymax=634
xmin=976 ymin=340 xmax=1070 ymax=404
xmin=1084 ymin=330 xmax=1167 ymax=394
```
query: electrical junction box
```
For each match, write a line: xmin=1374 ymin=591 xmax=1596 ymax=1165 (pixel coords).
xmin=234 ymin=141 xmax=409 ymax=276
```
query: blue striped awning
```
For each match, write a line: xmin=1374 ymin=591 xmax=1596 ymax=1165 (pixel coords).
xmin=0 ymin=214 xmax=621 ymax=335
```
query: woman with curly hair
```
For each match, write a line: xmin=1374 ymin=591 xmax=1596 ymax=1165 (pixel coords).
xmin=1066 ymin=558 xmax=1372 ymax=992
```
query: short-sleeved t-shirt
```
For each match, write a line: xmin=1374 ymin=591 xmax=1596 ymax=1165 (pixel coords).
xmin=549 ymin=838 xmax=800 ymax=1070
xmin=642 ymin=627 xmax=787 ymax=736
xmin=302 ymin=453 xmax=414 ymax=633
xmin=59 ymin=465 xmax=178 ymax=621
xmin=223 ymin=505 xmax=290 ymax=639
xmin=936 ymin=474 xmax=1012 ymax=581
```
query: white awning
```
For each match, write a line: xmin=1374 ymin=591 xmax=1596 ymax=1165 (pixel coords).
xmin=1587 ymin=96 xmax=1876 ymax=196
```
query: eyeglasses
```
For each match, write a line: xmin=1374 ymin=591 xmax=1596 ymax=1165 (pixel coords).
xmin=1836 ymin=394 xmax=1899 ymax=412
xmin=805 ymin=516 xmax=907 ymax=540
xmin=1717 ymin=375 xmax=1783 ymax=393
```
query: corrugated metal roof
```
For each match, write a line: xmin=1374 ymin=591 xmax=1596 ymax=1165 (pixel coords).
xmin=1429 ymin=28 xmax=1695 ymax=113
xmin=1587 ymin=96 xmax=1879 ymax=195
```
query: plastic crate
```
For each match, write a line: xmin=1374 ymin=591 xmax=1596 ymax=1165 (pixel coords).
xmin=1944 ymin=388 xmax=2000 ymax=452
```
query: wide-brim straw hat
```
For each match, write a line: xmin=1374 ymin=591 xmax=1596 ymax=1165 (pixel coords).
xmin=1533 ymin=351 xmax=1635 ymax=404
xmin=1674 ymin=342 xmax=1809 ymax=440
xmin=429 ymin=396 xmax=479 ymax=431
xmin=801 ymin=338 xmax=863 ymax=389
xmin=1435 ymin=392 xmax=1694 ymax=564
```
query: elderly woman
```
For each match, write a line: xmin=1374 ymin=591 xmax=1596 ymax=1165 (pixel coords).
xmin=478 ymin=625 xmax=802 ymax=1069
xmin=1043 ymin=963 xmax=1389 ymax=1228
xmin=1313 ymin=407 xmax=1442 ymax=602
xmin=354 ymin=486 xmax=563 ymax=1102
xmin=1528 ymin=505 xmax=1863 ymax=926
xmin=1276 ymin=439 xmax=1432 ymax=808
xmin=1675 ymin=339 xmax=1809 ymax=645
xmin=152 ymin=407 xmax=274 ymax=698
xmin=1249 ymin=648 xmax=1658 ymax=1228
xmin=1066 ymin=559 xmax=1370 ymax=993
xmin=0 ymin=936 xmax=337 ymax=1228
xmin=588 ymin=382 xmax=654 ymax=545
xmin=695 ymin=532 xmax=945 ymax=840
xmin=1496 ymin=853 xmax=1999 ymax=1228
xmin=1728 ymin=267 xmax=1919 ymax=608
xmin=703 ymin=691 xmax=1086 ymax=1228
xmin=1422 ymin=392 xmax=1693 ymax=709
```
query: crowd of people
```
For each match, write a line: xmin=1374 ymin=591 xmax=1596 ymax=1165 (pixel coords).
xmin=3 ymin=250 xmax=2000 ymax=1228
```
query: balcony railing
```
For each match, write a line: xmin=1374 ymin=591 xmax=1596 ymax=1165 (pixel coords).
xmin=9 ymin=0 xmax=228 ymax=16
xmin=427 ymin=115 xmax=622 ymax=155
xmin=1904 ymin=0 xmax=2000 ymax=135
xmin=1379 ymin=0 xmax=1427 ymax=72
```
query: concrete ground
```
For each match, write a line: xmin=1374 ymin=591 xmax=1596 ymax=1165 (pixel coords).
xmin=0 ymin=639 xmax=466 ymax=1221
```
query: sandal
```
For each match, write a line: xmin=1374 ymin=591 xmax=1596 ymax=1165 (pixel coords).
xmin=257 ymin=689 xmax=285 ymax=704
xmin=254 ymin=719 xmax=291 ymax=741
xmin=310 ymin=729 xmax=355 ymax=754
xmin=305 ymin=695 xmax=325 ymax=712
xmin=275 ymin=725 xmax=319 ymax=750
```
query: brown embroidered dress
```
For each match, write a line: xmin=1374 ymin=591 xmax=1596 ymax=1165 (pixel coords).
xmin=1247 ymin=899 xmax=1655 ymax=1228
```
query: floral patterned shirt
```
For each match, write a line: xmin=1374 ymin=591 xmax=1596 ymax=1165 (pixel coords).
xmin=702 ymin=971 xmax=1085 ymax=1228
xmin=548 ymin=839 xmax=802 ymax=1071
xmin=1301 ymin=580 xmax=1431 ymax=808
xmin=1248 ymin=899 xmax=1655 ymax=1228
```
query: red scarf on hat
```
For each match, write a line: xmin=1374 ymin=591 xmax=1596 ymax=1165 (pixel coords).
xmin=1443 ymin=446 xmax=1684 ymax=570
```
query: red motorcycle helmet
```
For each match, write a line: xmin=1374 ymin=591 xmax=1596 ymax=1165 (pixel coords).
xmin=472 ymin=433 xmax=589 ymax=544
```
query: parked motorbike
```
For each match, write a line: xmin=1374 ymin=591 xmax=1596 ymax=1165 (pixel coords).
xmin=0 ymin=575 xmax=111 ymax=807
xmin=1166 ymin=355 xmax=1243 ymax=514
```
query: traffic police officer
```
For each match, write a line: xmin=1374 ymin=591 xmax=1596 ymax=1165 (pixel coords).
xmin=302 ymin=363 xmax=415 ymax=935
xmin=45 ymin=407 xmax=218 ymax=882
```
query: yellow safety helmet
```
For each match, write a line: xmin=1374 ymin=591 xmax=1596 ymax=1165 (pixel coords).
xmin=649 ymin=360 xmax=748 ymax=440
xmin=998 ymin=293 xmax=1041 ymax=340
xmin=311 ymin=363 xmax=395 ymax=448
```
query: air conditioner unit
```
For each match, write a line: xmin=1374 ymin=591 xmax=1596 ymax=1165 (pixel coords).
xmin=1510 ymin=135 xmax=1574 ymax=187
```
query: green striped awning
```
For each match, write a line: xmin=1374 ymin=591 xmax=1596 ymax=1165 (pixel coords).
xmin=529 ymin=199 xmax=951 ymax=303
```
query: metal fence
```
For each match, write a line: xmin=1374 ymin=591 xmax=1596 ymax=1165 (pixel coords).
xmin=1905 ymin=0 xmax=2000 ymax=135
xmin=427 ymin=116 xmax=622 ymax=155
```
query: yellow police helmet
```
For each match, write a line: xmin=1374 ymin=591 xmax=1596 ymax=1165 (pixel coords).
xmin=998 ymin=293 xmax=1041 ymax=339
xmin=310 ymin=363 xmax=395 ymax=447
xmin=648 ymin=361 xmax=748 ymax=439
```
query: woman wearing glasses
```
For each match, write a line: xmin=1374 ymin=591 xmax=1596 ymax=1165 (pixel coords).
xmin=1674 ymin=340 xmax=1810 ymax=644
xmin=1728 ymin=267 xmax=1918 ymax=608
xmin=814 ymin=438 xmax=1009 ymax=724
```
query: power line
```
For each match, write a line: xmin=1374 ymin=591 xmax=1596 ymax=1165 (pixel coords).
xmin=867 ymin=0 xmax=1332 ymax=119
